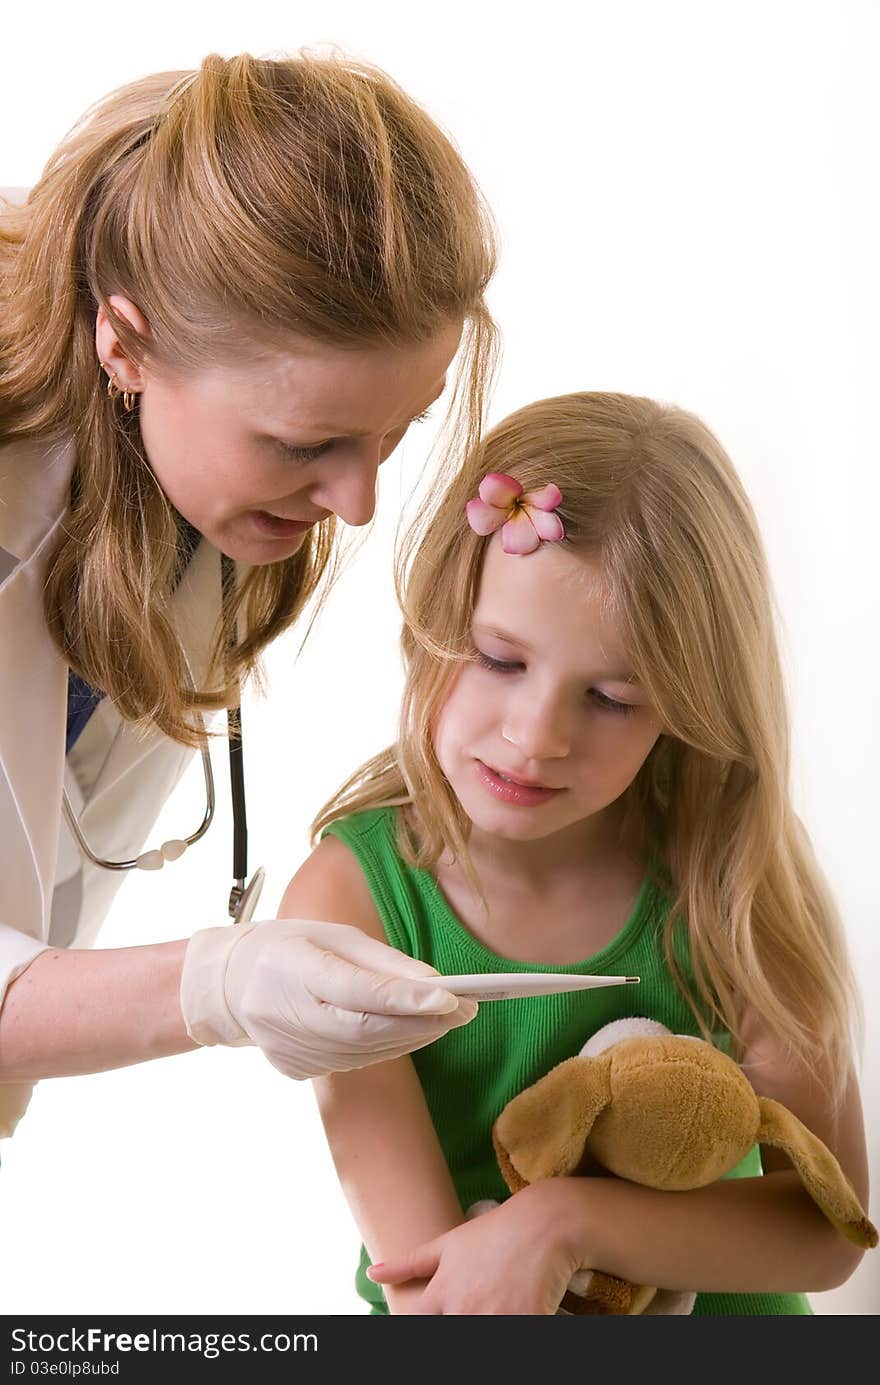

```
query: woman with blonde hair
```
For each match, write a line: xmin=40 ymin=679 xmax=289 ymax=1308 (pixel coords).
xmin=0 ymin=51 xmax=495 ymax=1142
xmin=281 ymin=391 xmax=870 ymax=1313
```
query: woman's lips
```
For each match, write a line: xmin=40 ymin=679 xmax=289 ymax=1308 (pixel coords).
xmin=249 ymin=510 xmax=316 ymax=539
xmin=475 ymin=759 xmax=563 ymax=807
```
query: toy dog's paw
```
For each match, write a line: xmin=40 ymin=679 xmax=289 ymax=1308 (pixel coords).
xmin=465 ymin=1199 xmax=500 ymax=1219
xmin=561 ymin=1270 xmax=696 ymax=1315
xmin=558 ymin=1269 xmax=643 ymax=1315
xmin=641 ymin=1288 xmax=697 ymax=1315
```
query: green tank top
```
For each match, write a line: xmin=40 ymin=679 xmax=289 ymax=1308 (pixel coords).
xmin=324 ymin=808 xmax=811 ymax=1316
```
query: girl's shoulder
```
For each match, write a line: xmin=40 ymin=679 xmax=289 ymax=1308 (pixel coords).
xmin=314 ymin=808 xmax=440 ymax=960
xmin=320 ymin=804 xmax=398 ymax=848
xmin=278 ymin=823 xmax=389 ymax=947
xmin=319 ymin=806 xmax=409 ymax=893
xmin=281 ymin=806 xmax=426 ymax=958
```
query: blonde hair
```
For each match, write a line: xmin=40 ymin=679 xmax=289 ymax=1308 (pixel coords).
xmin=315 ymin=391 xmax=859 ymax=1097
xmin=0 ymin=52 xmax=497 ymax=742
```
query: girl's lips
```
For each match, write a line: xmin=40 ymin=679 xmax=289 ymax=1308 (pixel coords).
xmin=250 ymin=510 xmax=316 ymax=539
xmin=475 ymin=759 xmax=562 ymax=807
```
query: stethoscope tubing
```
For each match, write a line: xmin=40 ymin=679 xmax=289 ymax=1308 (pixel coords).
xmin=60 ymin=743 xmax=215 ymax=871
xmin=60 ymin=552 xmax=263 ymax=922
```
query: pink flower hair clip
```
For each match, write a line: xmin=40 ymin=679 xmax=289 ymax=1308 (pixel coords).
xmin=465 ymin=472 xmax=565 ymax=555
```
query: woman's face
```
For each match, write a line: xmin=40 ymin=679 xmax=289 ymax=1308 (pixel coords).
xmin=99 ymin=305 xmax=462 ymax=563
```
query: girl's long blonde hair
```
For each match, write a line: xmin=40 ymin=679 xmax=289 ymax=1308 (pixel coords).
xmin=0 ymin=52 xmax=496 ymax=743
xmin=315 ymin=392 xmax=859 ymax=1096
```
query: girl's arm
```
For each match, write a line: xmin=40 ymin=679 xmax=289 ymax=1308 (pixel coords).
xmin=278 ymin=837 xmax=468 ymax=1314
xmin=548 ymin=1011 xmax=870 ymax=1294
xmin=370 ymin=1010 xmax=870 ymax=1310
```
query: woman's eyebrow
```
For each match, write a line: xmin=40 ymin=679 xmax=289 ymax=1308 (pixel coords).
xmin=298 ymin=382 xmax=448 ymax=438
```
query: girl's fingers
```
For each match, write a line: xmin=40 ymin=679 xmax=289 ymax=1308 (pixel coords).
xmin=366 ymin=1246 xmax=440 ymax=1284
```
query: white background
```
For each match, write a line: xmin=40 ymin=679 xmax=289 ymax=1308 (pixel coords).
xmin=1 ymin=0 xmax=877 ymax=1316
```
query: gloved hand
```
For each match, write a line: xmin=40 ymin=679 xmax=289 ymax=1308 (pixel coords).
xmin=179 ymin=918 xmax=477 ymax=1079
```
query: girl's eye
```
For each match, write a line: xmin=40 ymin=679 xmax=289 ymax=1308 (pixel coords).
xmin=279 ymin=440 xmax=331 ymax=463
xmin=474 ymin=650 xmax=637 ymax=713
xmin=474 ymin=650 xmax=523 ymax=674
xmin=412 ymin=408 xmax=433 ymax=423
xmin=590 ymin=689 xmax=636 ymax=715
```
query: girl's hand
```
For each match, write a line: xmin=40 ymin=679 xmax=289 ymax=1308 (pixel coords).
xmin=367 ymin=1181 xmax=582 ymax=1315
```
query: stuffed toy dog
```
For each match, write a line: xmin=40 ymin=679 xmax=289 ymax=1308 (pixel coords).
xmin=485 ymin=1017 xmax=877 ymax=1315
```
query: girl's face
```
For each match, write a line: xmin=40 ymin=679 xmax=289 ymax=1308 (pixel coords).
xmin=101 ymin=305 xmax=462 ymax=564
xmin=433 ymin=536 xmax=664 ymax=848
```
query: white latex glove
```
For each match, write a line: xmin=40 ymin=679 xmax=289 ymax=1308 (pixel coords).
xmin=180 ymin=918 xmax=478 ymax=1080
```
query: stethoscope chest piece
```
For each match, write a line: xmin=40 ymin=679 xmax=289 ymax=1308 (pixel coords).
xmin=229 ymin=866 xmax=265 ymax=925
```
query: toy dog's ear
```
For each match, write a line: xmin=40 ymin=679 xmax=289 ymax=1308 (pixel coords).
xmin=757 ymin=1098 xmax=878 ymax=1248
xmin=493 ymin=1055 xmax=611 ymax=1192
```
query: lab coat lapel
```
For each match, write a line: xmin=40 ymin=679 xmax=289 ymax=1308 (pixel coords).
xmin=0 ymin=434 xmax=73 ymax=560
xmin=0 ymin=439 xmax=73 ymax=934
xmin=0 ymin=430 xmax=224 ymax=933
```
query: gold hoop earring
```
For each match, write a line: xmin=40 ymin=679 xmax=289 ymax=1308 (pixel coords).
xmin=103 ymin=367 xmax=137 ymax=412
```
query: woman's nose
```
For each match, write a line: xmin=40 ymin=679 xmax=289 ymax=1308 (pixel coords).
xmin=315 ymin=453 xmax=381 ymax=527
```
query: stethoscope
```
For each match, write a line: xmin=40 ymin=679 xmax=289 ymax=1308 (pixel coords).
xmin=60 ymin=555 xmax=266 ymax=925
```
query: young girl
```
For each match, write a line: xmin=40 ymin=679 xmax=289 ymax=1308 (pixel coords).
xmin=279 ymin=391 xmax=870 ymax=1315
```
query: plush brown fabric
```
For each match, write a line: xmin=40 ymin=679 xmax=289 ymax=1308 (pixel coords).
xmin=492 ymin=1028 xmax=877 ymax=1315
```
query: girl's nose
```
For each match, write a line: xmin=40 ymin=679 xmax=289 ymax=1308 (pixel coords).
xmin=501 ymin=692 xmax=571 ymax=762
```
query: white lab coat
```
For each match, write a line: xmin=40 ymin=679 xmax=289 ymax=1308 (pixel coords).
xmin=0 ymin=433 xmax=222 ymax=1135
